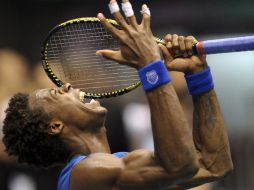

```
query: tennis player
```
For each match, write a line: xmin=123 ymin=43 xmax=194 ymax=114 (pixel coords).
xmin=2 ymin=0 xmax=233 ymax=189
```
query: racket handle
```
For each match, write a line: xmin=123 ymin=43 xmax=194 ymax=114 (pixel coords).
xmin=194 ymin=35 xmax=254 ymax=55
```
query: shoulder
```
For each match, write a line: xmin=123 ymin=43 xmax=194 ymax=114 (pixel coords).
xmin=77 ymin=153 xmax=125 ymax=169
xmin=70 ymin=153 xmax=124 ymax=189
xmin=70 ymin=150 xmax=154 ymax=189
xmin=74 ymin=150 xmax=153 ymax=171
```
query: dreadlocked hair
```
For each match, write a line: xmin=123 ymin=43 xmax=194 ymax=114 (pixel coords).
xmin=2 ymin=93 xmax=70 ymax=168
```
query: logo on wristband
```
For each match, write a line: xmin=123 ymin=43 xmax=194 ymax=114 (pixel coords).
xmin=146 ymin=70 xmax=159 ymax=85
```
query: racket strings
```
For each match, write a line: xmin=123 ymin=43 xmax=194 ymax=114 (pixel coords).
xmin=46 ymin=21 xmax=139 ymax=94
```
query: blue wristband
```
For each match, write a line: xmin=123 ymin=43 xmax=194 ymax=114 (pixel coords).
xmin=138 ymin=60 xmax=171 ymax=91
xmin=185 ymin=67 xmax=214 ymax=96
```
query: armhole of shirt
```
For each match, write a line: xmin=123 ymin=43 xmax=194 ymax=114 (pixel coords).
xmin=57 ymin=152 xmax=128 ymax=190
xmin=57 ymin=155 xmax=87 ymax=190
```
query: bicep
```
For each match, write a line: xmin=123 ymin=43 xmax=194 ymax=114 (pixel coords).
xmin=71 ymin=150 xmax=187 ymax=190
xmin=117 ymin=146 xmax=231 ymax=190
xmin=117 ymin=150 xmax=192 ymax=190
xmin=117 ymin=164 xmax=176 ymax=190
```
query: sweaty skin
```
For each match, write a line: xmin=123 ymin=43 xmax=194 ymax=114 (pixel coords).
xmin=70 ymin=0 xmax=199 ymax=189
xmin=160 ymin=34 xmax=233 ymax=189
xmin=29 ymin=84 xmax=111 ymax=156
xmin=27 ymin=0 xmax=232 ymax=190
xmin=68 ymin=1 xmax=233 ymax=190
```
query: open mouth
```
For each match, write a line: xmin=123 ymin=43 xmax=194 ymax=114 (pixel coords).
xmin=78 ymin=91 xmax=106 ymax=113
xmin=79 ymin=91 xmax=101 ymax=107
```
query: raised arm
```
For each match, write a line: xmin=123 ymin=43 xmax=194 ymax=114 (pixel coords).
xmin=97 ymin=0 xmax=198 ymax=176
xmin=90 ymin=0 xmax=199 ymax=188
xmin=145 ymin=78 xmax=198 ymax=177
xmin=160 ymin=34 xmax=233 ymax=189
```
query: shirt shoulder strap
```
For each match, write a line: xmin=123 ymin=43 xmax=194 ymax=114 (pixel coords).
xmin=57 ymin=152 xmax=128 ymax=190
xmin=57 ymin=155 xmax=87 ymax=190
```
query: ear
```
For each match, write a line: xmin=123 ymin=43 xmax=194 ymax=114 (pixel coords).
xmin=48 ymin=119 xmax=64 ymax=135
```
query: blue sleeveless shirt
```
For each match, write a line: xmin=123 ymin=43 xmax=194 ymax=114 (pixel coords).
xmin=57 ymin=152 xmax=128 ymax=190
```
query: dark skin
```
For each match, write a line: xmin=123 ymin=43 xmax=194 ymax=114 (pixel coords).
xmin=96 ymin=0 xmax=232 ymax=189
xmin=160 ymin=34 xmax=233 ymax=189
xmin=28 ymin=0 xmax=232 ymax=189
xmin=28 ymin=78 xmax=197 ymax=189
xmin=28 ymin=86 xmax=111 ymax=155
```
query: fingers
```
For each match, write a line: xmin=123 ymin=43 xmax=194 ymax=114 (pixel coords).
xmin=159 ymin=44 xmax=189 ymax=72
xmin=141 ymin=4 xmax=151 ymax=30
xmin=164 ymin=34 xmax=173 ymax=55
xmin=108 ymin=0 xmax=120 ymax=14
xmin=108 ymin=0 xmax=138 ymax=29
xmin=107 ymin=0 xmax=151 ymax=32
xmin=97 ymin=13 xmax=123 ymax=39
xmin=121 ymin=0 xmax=138 ymax=27
xmin=164 ymin=34 xmax=172 ymax=42
xmin=96 ymin=49 xmax=139 ymax=68
xmin=159 ymin=44 xmax=173 ymax=63
xmin=164 ymin=34 xmax=198 ymax=58
xmin=172 ymin=34 xmax=180 ymax=56
xmin=185 ymin=36 xmax=194 ymax=56
xmin=178 ymin=36 xmax=188 ymax=57
xmin=96 ymin=49 xmax=124 ymax=63
xmin=108 ymin=0 xmax=129 ymax=30
xmin=96 ymin=49 xmax=114 ymax=59
xmin=165 ymin=34 xmax=181 ymax=57
xmin=185 ymin=36 xmax=198 ymax=56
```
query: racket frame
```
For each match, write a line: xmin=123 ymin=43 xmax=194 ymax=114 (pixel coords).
xmin=41 ymin=17 xmax=142 ymax=99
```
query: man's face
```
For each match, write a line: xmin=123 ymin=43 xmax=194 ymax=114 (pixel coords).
xmin=28 ymin=84 xmax=108 ymax=130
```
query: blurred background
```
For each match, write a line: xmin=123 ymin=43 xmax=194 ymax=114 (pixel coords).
xmin=0 ymin=0 xmax=254 ymax=190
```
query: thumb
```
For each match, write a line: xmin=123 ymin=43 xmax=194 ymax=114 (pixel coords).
xmin=96 ymin=49 xmax=117 ymax=59
xmin=158 ymin=44 xmax=173 ymax=63
xmin=96 ymin=50 xmax=126 ymax=64
xmin=96 ymin=49 xmax=139 ymax=69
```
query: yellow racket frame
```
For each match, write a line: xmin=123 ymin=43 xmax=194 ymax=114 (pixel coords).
xmin=41 ymin=17 xmax=165 ymax=99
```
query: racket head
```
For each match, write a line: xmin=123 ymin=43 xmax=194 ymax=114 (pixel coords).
xmin=41 ymin=17 xmax=141 ymax=99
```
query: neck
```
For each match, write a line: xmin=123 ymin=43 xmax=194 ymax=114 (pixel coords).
xmin=63 ymin=126 xmax=111 ymax=160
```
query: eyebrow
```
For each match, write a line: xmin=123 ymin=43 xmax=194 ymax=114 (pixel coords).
xmin=35 ymin=89 xmax=53 ymax=100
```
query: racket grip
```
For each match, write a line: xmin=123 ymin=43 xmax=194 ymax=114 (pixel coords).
xmin=194 ymin=35 xmax=254 ymax=55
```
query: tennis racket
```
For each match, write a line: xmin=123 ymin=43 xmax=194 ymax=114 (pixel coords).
xmin=41 ymin=17 xmax=254 ymax=99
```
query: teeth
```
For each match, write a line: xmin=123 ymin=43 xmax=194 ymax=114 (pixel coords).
xmin=79 ymin=91 xmax=85 ymax=102
xmin=90 ymin=99 xmax=95 ymax=103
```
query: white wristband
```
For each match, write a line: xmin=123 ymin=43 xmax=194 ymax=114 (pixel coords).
xmin=121 ymin=1 xmax=134 ymax=17
xmin=108 ymin=1 xmax=120 ymax=14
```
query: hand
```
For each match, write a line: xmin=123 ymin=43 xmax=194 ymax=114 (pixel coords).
xmin=96 ymin=0 xmax=161 ymax=69
xmin=159 ymin=34 xmax=208 ymax=74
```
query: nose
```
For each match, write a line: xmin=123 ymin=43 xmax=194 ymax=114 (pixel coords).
xmin=59 ymin=83 xmax=72 ymax=94
xmin=64 ymin=83 xmax=72 ymax=91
